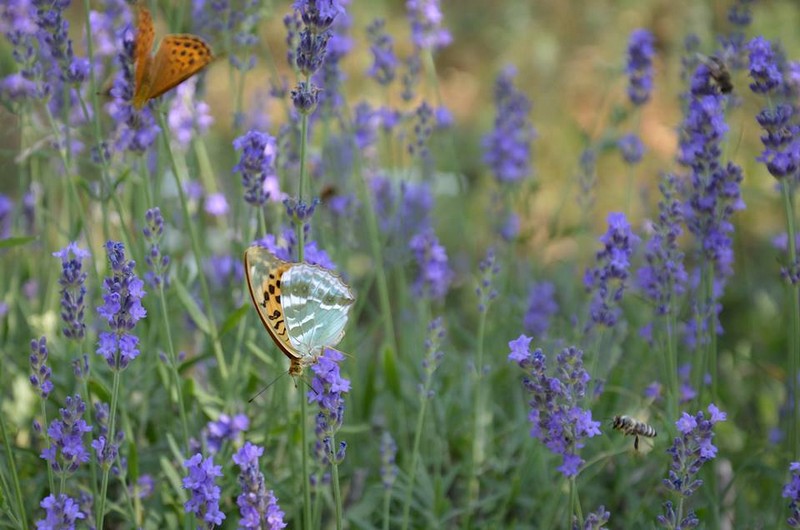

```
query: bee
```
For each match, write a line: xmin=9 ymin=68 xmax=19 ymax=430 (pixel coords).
xmin=612 ymin=415 xmax=657 ymax=451
xmin=698 ymin=54 xmax=733 ymax=94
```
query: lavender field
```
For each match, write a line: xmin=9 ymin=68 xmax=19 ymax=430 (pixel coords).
xmin=2 ymin=0 xmax=800 ymax=528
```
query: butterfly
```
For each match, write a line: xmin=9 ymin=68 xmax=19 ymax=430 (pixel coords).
xmin=132 ymin=5 xmax=214 ymax=109
xmin=243 ymin=246 xmax=355 ymax=376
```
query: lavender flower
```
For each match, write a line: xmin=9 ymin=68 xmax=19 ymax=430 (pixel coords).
xmin=380 ymin=432 xmax=398 ymax=489
xmin=192 ymin=0 xmax=264 ymax=72
xmin=183 ymin=453 xmax=226 ymax=528
xmin=419 ymin=317 xmax=445 ymax=398
xmin=308 ymin=349 xmax=350 ymax=469
xmin=658 ymin=404 xmax=726 ymax=528
xmin=168 ymin=78 xmax=213 ymax=150
xmin=366 ymin=18 xmax=397 ymax=85
xmin=576 ymin=148 xmax=597 ymax=211
xmin=508 ymin=336 xmax=601 ymax=477
xmin=576 ymin=505 xmax=610 ymax=529
xmin=143 ymin=208 xmax=170 ymax=289
xmin=626 ymin=29 xmax=655 ymax=105
xmin=30 ymin=336 xmax=53 ymax=399
xmin=96 ymin=241 xmax=147 ymax=371
xmin=53 ymin=242 xmax=89 ymax=340
xmin=204 ymin=413 xmax=249 ymax=454
xmin=618 ymin=133 xmax=644 ymax=164
xmin=523 ymin=281 xmax=558 ymax=337
xmin=409 ymin=228 xmax=452 ymax=301
xmin=41 ymin=395 xmax=93 ymax=474
xmin=747 ymin=36 xmax=783 ymax=94
xmin=476 ymin=248 xmax=500 ymax=313
xmin=483 ymin=67 xmax=536 ymax=183
xmin=233 ymin=130 xmax=280 ymax=206
xmin=406 ymin=0 xmax=451 ymax=51
xmin=92 ymin=402 xmax=123 ymax=467
xmin=583 ymin=212 xmax=639 ymax=330
xmin=312 ymin=11 xmax=351 ymax=117
xmin=233 ymin=442 xmax=287 ymax=529
xmin=408 ymin=101 xmax=434 ymax=161
xmin=753 ymin=104 xmax=800 ymax=180
xmin=784 ymin=461 xmax=800 ymax=527
xmin=636 ymin=173 xmax=687 ymax=316
xmin=36 ymin=493 xmax=85 ymax=530
xmin=728 ymin=0 xmax=754 ymax=26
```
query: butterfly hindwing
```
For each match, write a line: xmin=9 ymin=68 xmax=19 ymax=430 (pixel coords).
xmin=282 ymin=264 xmax=355 ymax=357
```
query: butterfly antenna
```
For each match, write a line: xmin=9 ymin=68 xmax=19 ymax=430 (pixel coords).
xmin=248 ymin=371 xmax=289 ymax=403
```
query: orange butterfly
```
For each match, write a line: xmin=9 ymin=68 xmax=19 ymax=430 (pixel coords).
xmin=132 ymin=5 xmax=213 ymax=109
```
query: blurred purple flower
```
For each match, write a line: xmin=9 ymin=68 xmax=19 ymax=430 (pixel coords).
xmin=233 ymin=442 xmax=287 ymax=529
xmin=784 ymin=461 xmax=800 ymax=527
xmin=53 ymin=242 xmax=89 ymax=340
xmin=483 ymin=66 xmax=536 ymax=183
xmin=410 ymin=229 xmax=452 ymax=301
xmin=476 ymin=248 xmax=499 ymax=313
xmin=626 ymin=29 xmax=655 ymax=105
xmin=143 ymin=207 xmax=170 ymax=289
xmin=366 ymin=18 xmax=397 ymax=85
xmin=204 ymin=193 xmax=229 ymax=217
xmin=192 ymin=0 xmax=264 ymax=71
xmin=618 ymin=133 xmax=644 ymax=164
xmin=183 ymin=453 xmax=226 ymax=528
xmin=579 ymin=505 xmax=611 ymax=529
xmin=636 ymin=173 xmax=687 ymax=316
xmin=96 ymin=241 xmax=147 ymax=370
xmin=168 ymin=78 xmax=213 ymax=150
xmin=408 ymin=101 xmax=434 ymax=161
xmin=406 ymin=0 xmax=451 ymax=51
xmin=584 ymin=212 xmax=639 ymax=330
xmin=524 ymin=281 xmax=558 ymax=337
xmin=508 ymin=337 xmax=601 ymax=477
xmin=747 ymin=36 xmax=783 ymax=94
xmin=204 ymin=413 xmax=249 ymax=454
xmin=29 ymin=336 xmax=53 ymax=399
xmin=380 ymin=432 xmax=398 ymax=489
xmin=233 ymin=130 xmax=280 ymax=206
xmin=728 ymin=0 xmax=754 ymax=26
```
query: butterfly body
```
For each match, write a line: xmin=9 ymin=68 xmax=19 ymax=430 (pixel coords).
xmin=133 ymin=6 xmax=213 ymax=109
xmin=244 ymin=247 xmax=355 ymax=375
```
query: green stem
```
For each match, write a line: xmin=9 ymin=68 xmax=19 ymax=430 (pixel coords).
xmin=96 ymin=369 xmax=122 ymax=530
xmin=158 ymin=284 xmax=191 ymax=451
xmin=400 ymin=390 xmax=430 ymax=530
xmin=297 ymin=110 xmax=310 ymax=259
xmin=39 ymin=401 xmax=55 ymax=495
xmin=465 ymin=308 xmax=489 ymax=528
xmin=782 ymin=181 xmax=800 ymax=461
xmin=156 ymin=111 xmax=229 ymax=380
xmin=330 ymin=433 xmax=343 ymax=530
xmin=382 ymin=485 xmax=392 ymax=530
xmin=0 ymin=413 xmax=28 ymax=530
xmin=300 ymin=394 xmax=312 ymax=530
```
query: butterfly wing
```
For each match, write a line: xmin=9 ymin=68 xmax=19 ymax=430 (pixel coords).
xmin=244 ymin=247 xmax=301 ymax=361
xmin=134 ymin=5 xmax=155 ymax=106
xmin=145 ymin=34 xmax=213 ymax=102
xmin=281 ymin=263 xmax=355 ymax=358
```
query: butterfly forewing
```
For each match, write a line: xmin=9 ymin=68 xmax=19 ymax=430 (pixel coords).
xmin=134 ymin=6 xmax=155 ymax=100
xmin=146 ymin=35 xmax=213 ymax=101
xmin=244 ymin=247 xmax=301 ymax=360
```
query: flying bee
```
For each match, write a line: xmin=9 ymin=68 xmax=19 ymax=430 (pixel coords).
xmin=698 ymin=54 xmax=733 ymax=94
xmin=612 ymin=415 xmax=657 ymax=451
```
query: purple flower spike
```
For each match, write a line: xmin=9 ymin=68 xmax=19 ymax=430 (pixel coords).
xmin=36 ymin=493 xmax=85 ymax=529
xmin=53 ymin=242 xmax=89 ymax=340
xmin=183 ymin=453 xmax=226 ymax=529
xmin=30 ymin=336 xmax=53 ymax=399
xmin=509 ymin=338 xmax=601 ymax=477
xmin=626 ymin=29 xmax=655 ymax=105
xmin=483 ymin=67 xmax=536 ymax=184
xmin=41 ymin=395 xmax=93 ymax=474
xmin=96 ymin=241 xmax=146 ymax=371
xmin=233 ymin=442 xmax=287 ymax=529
